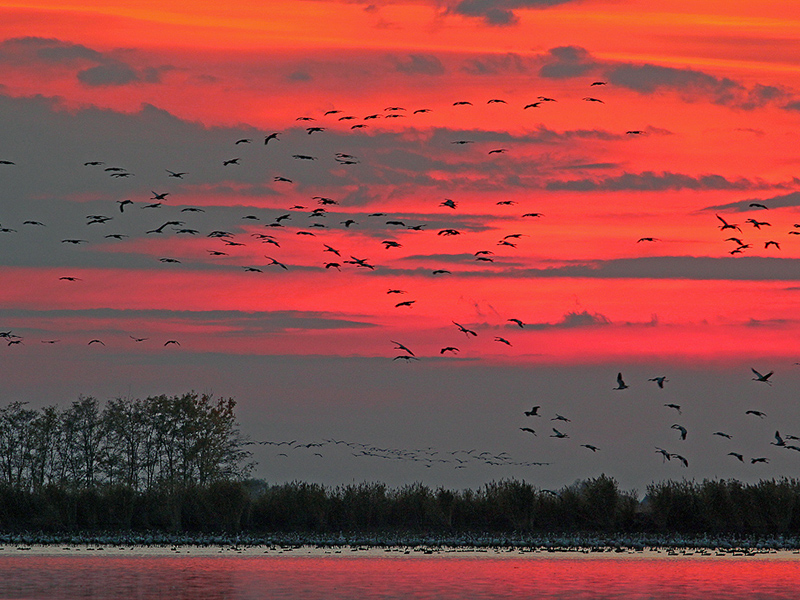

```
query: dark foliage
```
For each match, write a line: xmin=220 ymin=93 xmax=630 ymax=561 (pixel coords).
xmin=4 ymin=400 xmax=800 ymax=536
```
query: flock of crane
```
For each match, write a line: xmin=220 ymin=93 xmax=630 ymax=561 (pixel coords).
xmin=0 ymin=82 xmax=795 ymax=475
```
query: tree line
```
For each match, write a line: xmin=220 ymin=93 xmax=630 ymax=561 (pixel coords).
xmin=0 ymin=393 xmax=253 ymax=531
xmin=3 ymin=397 xmax=800 ymax=535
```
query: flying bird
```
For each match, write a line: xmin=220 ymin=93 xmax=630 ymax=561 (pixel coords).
xmin=716 ymin=214 xmax=741 ymax=232
xmin=745 ymin=410 xmax=767 ymax=418
xmin=649 ymin=376 xmax=668 ymax=388
xmin=613 ymin=372 xmax=629 ymax=390
xmin=453 ymin=321 xmax=477 ymax=337
xmin=751 ymin=368 xmax=773 ymax=385
xmin=265 ymin=256 xmax=288 ymax=270
xmin=391 ymin=341 xmax=415 ymax=356
xmin=524 ymin=406 xmax=540 ymax=417
xmin=671 ymin=424 xmax=688 ymax=440
xmin=671 ymin=454 xmax=689 ymax=468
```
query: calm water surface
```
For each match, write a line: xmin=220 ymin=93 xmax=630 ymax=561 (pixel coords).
xmin=1 ymin=549 xmax=799 ymax=599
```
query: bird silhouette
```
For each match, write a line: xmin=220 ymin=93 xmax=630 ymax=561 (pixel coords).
xmin=671 ymin=424 xmax=688 ymax=440
xmin=391 ymin=341 xmax=415 ymax=356
xmin=613 ymin=372 xmax=629 ymax=390
xmin=745 ymin=410 xmax=767 ymax=418
xmin=751 ymin=368 xmax=773 ymax=385
xmin=716 ymin=214 xmax=741 ymax=232
xmin=453 ymin=321 xmax=477 ymax=337
xmin=265 ymin=256 xmax=288 ymax=270
xmin=649 ymin=376 xmax=668 ymax=388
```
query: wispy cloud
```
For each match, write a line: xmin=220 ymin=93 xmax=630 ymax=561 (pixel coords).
xmin=546 ymin=171 xmax=772 ymax=192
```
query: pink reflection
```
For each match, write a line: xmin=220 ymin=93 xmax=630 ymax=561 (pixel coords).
xmin=1 ymin=553 xmax=800 ymax=599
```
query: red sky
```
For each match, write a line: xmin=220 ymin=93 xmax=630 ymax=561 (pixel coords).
xmin=1 ymin=0 xmax=800 ymax=487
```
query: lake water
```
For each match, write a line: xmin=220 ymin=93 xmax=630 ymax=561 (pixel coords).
xmin=1 ymin=547 xmax=799 ymax=599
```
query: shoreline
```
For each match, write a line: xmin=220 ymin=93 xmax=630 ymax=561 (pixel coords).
xmin=3 ymin=532 xmax=800 ymax=556
xmin=1 ymin=544 xmax=799 ymax=559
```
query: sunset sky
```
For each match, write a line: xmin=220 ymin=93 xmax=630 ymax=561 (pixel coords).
xmin=2 ymin=0 xmax=800 ymax=490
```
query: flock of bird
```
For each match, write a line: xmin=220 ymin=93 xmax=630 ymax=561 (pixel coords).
xmin=254 ymin=438 xmax=550 ymax=469
xmin=1 ymin=81 xmax=797 ymax=475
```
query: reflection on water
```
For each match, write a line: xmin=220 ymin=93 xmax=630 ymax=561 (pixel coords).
xmin=1 ymin=549 xmax=800 ymax=599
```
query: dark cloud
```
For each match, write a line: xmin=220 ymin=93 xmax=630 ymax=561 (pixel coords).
xmin=530 ymin=45 xmax=794 ymax=110
xmin=527 ymin=310 xmax=611 ymax=329
xmin=0 ymin=308 xmax=376 ymax=334
xmin=546 ymin=171 xmax=768 ymax=192
xmin=392 ymin=53 xmax=446 ymax=76
xmin=286 ymin=70 xmax=312 ymax=82
xmin=77 ymin=63 xmax=140 ymax=86
xmin=0 ymin=37 xmax=102 ymax=65
xmin=523 ymin=256 xmax=800 ymax=281
xmin=702 ymin=190 xmax=800 ymax=212
xmin=538 ymin=45 xmax=598 ymax=79
xmin=452 ymin=0 xmax=578 ymax=26
xmin=379 ymin=256 xmax=800 ymax=281
xmin=607 ymin=64 xmax=790 ymax=109
xmin=0 ymin=36 xmax=168 ymax=88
